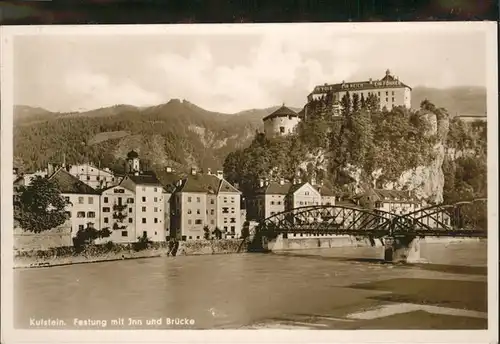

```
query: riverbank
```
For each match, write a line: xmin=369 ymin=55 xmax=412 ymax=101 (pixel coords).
xmin=13 ymin=239 xmax=249 ymax=269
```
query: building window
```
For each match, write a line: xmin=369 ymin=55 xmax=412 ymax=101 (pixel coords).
xmin=224 ymin=218 xmax=228 ymax=223
xmin=210 ymin=199 xmax=215 ymax=204
xmin=305 ymin=191 xmax=310 ymax=196
xmin=196 ymin=209 xmax=201 ymax=215
xmin=103 ymin=207 xmax=110 ymax=212
xmin=64 ymin=196 xmax=70 ymax=202
xmin=222 ymin=207 xmax=229 ymax=214
xmin=154 ymin=207 xmax=158 ymax=212
xmin=231 ymin=197 xmax=235 ymax=203
xmin=154 ymin=197 xmax=158 ymax=202
xmin=210 ymin=209 xmax=214 ymax=215
xmin=280 ymin=126 xmax=285 ymax=133
xmin=392 ymin=97 xmax=395 ymax=102
xmin=127 ymin=198 xmax=134 ymax=204
xmin=195 ymin=219 xmax=202 ymax=225
xmin=87 ymin=211 xmax=96 ymax=218
xmin=154 ymin=218 xmax=158 ymax=223
xmin=128 ymin=218 xmax=133 ymax=223
xmin=129 ymin=208 xmax=133 ymax=213
xmin=277 ymin=201 xmax=281 ymax=205
xmin=386 ymin=91 xmax=388 ymax=96
xmin=104 ymin=197 xmax=108 ymax=203
xmin=188 ymin=219 xmax=192 ymax=224
xmin=76 ymin=211 xmax=85 ymax=218
xmin=386 ymin=98 xmax=388 ymax=102
xmin=196 ymin=236 xmax=200 ymax=239
xmin=231 ymin=208 xmax=235 ymax=214
xmin=392 ymin=91 xmax=395 ymax=95
xmin=188 ymin=209 xmax=192 ymax=214
xmin=142 ymin=206 xmax=146 ymax=212
xmin=142 ymin=187 xmax=146 ymax=192
xmin=88 ymin=197 xmax=94 ymax=204
xmin=78 ymin=225 xmax=84 ymax=231
xmin=378 ymin=92 xmax=380 ymax=96
xmin=189 ymin=236 xmax=192 ymax=240
xmin=196 ymin=197 xmax=201 ymax=203
xmin=188 ymin=197 xmax=192 ymax=202
xmin=230 ymin=218 xmax=236 ymax=223
xmin=142 ymin=218 xmax=147 ymax=224
xmin=154 ymin=187 xmax=158 ymax=192
xmin=230 ymin=226 xmax=235 ymax=233
xmin=271 ymin=201 xmax=275 ymax=205
xmin=142 ymin=197 xmax=146 ymax=202
xmin=223 ymin=226 xmax=228 ymax=231
xmin=122 ymin=231 xmax=128 ymax=237
xmin=87 ymin=176 xmax=90 ymax=181
xmin=78 ymin=197 xmax=84 ymax=204
xmin=104 ymin=217 xmax=109 ymax=223
xmin=210 ymin=220 xmax=215 ymax=224
xmin=143 ymin=231 xmax=147 ymax=237
xmin=271 ymin=212 xmax=275 ymax=216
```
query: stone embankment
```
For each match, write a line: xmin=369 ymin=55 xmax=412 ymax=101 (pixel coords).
xmin=14 ymin=239 xmax=249 ymax=269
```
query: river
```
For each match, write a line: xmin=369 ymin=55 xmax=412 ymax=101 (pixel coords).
xmin=14 ymin=240 xmax=488 ymax=330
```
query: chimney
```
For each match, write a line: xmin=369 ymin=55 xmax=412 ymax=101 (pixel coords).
xmin=207 ymin=168 xmax=212 ymax=175
xmin=191 ymin=167 xmax=197 ymax=175
xmin=311 ymin=177 xmax=316 ymax=186
xmin=166 ymin=167 xmax=172 ymax=173
xmin=279 ymin=178 xmax=285 ymax=185
xmin=216 ymin=170 xmax=223 ymax=179
xmin=259 ymin=179 xmax=264 ymax=188
xmin=234 ymin=182 xmax=240 ymax=190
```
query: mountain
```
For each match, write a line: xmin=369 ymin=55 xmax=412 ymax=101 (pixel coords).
xmin=411 ymin=86 xmax=487 ymax=116
xmin=13 ymin=86 xmax=486 ymax=178
xmin=13 ymin=100 xmax=289 ymax=176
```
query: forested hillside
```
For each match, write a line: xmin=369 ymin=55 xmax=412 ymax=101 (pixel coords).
xmin=13 ymin=100 xmax=298 ymax=175
xmin=224 ymin=93 xmax=487 ymax=205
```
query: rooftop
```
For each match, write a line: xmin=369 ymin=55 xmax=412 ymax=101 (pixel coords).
xmin=125 ymin=172 xmax=162 ymax=186
xmin=177 ymin=174 xmax=240 ymax=194
xmin=263 ymin=105 xmax=300 ymax=122
xmin=48 ymin=168 xmax=99 ymax=195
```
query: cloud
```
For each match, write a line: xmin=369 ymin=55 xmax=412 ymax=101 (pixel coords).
xmin=64 ymin=70 xmax=163 ymax=111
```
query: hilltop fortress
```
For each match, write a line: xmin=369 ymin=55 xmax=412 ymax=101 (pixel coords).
xmin=263 ymin=69 xmax=412 ymax=138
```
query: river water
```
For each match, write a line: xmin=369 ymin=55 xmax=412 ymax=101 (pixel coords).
xmin=14 ymin=241 xmax=487 ymax=329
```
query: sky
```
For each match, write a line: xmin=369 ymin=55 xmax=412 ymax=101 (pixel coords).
xmin=12 ymin=24 xmax=489 ymax=114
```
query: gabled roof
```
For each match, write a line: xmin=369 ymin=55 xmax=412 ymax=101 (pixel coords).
xmin=255 ymin=181 xmax=293 ymax=195
xmin=356 ymin=189 xmax=417 ymax=203
xmin=288 ymin=182 xmax=321 ymax=196
xmin=157 ymin=171 xmax=182 ymax=193
xmin=263 ymin=105 xmax=299 ymax=122
xmin=176 ymin=174 xmax=240 ymax=194
xmin=48 ymin=168 xmax=99 ymax=195
xmin=124 ymin=172 xmax=162 ymax=186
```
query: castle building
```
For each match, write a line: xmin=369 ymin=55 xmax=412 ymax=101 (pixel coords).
xmin=305 ymin=69 xmax=412 ymax=117
xmin=171 ymin=169 xmax=242 ymax=240
xmin=263 ymin=105 xmax=301 ymax=138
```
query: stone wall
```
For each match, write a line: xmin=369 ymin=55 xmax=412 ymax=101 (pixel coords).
xmin=14 ymin=222 xmax=72 ymax=251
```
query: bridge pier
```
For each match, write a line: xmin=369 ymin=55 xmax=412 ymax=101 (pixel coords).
xmin=383 ymin=236 xmax=424 ymax=264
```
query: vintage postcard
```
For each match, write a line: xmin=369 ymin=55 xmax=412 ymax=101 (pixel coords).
xmin=1 ymin=22 xmax=498 ymax=343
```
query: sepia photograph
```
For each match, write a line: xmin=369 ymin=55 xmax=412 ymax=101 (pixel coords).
xmin=1 ymin=22 xmax=497 ymax=343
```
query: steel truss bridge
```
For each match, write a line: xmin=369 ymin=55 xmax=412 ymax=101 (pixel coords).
xmin=257 ymin=199 xmax=487 ymax=239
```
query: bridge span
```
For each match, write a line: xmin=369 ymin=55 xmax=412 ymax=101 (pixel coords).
xmin=254 ymin=199 xmax=487 ymax=263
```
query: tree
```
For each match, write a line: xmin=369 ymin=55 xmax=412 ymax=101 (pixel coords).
xmin=340 ymin=92 xmax=351 ymax=117
xmin=203 ymin=225 xmax=211 ymax=240
xmin=14 ymin=176 xmax=70 ymax=233
xmin=352 ymin=93 xmax=360 ymax=113
xmin=360 ymin=93 xmax=366 ymax=109
xmin=213 ymin=227 xmax=223 ymax=240
xmin=73 ymin=222 xmax=112 ymax=248
xmin=241 ymin=221 xmax=250 ymax=239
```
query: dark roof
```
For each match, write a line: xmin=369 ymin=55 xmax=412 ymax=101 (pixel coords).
xmin=157 ymin=171 xmax=182 ymax=193
xmin=309 ymin=71 xmax=411 ymax=96
xmin=125 ymin=172 xmax=162 ymax=186
xmin=127 ymin=150 xmax=139 ymax=159
xmin=255 ymin=181 xmax=292 ymax=195
xmin=262 ymin=105 xmax=299 ymax=121
xmin=356 ymin=189 xmax=417 ymax=203
xmin=48 ymin=168 xmax=99 ymax=195
xmin=176 ymin=174 xmax=240 ymax=194
xmin=316 ymin=184 xmax=336 ymax=196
